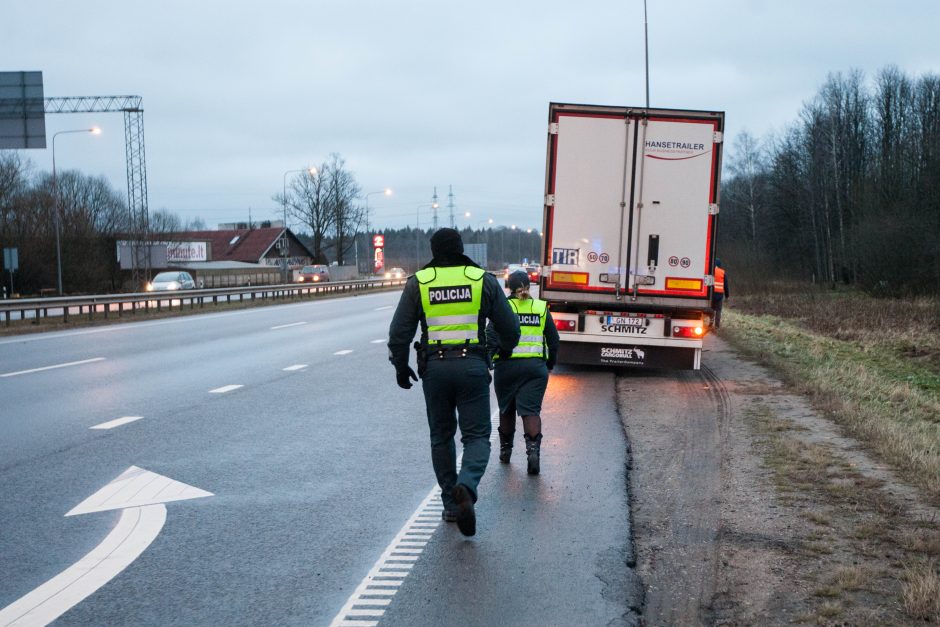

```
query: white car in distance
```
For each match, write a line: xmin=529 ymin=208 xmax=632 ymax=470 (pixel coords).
xmin=147 ymin=271 xmax=196 ymax=291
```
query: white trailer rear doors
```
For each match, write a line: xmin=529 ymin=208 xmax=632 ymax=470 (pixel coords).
xmin=545 ymin=105 xmax=723 ymax=300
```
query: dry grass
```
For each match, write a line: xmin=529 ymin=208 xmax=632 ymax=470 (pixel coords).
xmin=730 ymin=286 xmax=940 ymax=361
xmin=722 ymin=290 xmax=940 ymax=502
xmin=817 ymin=601 xmax=843 ymax=618
xmin=802 ymin=511 xmax=833 ymax=526
xmin=744 ymin=400 xmax=939 ymax=623
xmin=833 ymin=565 xmax=872 ymax=591
xmin=898 ymin=528 xmax=940 ymax=556
xmin=902 ymin=560 xmax=940 ymax=621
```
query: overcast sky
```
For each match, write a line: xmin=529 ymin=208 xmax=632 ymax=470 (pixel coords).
xmin=3 ymin=0 xmax=938 ymax=231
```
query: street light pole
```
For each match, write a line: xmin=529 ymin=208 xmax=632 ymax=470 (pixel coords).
xmin=52 ymin=127 xmax=101 ymax=295
xmin=282 ymin=167 xmax=317 ymax=283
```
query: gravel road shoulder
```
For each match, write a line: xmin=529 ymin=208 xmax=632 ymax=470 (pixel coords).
xmin=617 ymin=334 xmax=940 ymax=625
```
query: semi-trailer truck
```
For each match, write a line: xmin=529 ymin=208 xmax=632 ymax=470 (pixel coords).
xmin=539 ymin=102 xmax=725 ymax=369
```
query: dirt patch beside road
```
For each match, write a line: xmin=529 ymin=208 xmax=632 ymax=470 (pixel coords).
xmin=618 ymin=335 xmax=940 ymax=625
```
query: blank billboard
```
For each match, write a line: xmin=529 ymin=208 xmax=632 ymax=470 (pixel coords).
xmin=0 ymin=71 xmax=46 ymax=149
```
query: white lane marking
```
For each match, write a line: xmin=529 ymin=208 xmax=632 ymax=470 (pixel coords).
xmin=66 ymin=465 xmax=213 ymax=516
xmin=209 ymin=384 xmax=243 ymax=394
xmin=370 ymin=339 xmax=385 ymax=344
xmin=374 ymin=306 xmax=393 ymax=311
xmin=0 ymin=504 xmax=167 ymax=626
xmin=329 ymin=485 xmax=443 ymax=626
xmin=0 ymin=357 xmax=105 ymax=378
xmin=334 ymin=350 xmax=353 ymax=355
xmin=283 ymin=364 xmax=308 ymax=371
xmin=331 ymin=405 xmax=500 ymax=627
xmin=90 ymin=416 xmax=143 ymax=430
xmin=270 ymin=321 xmax=307 ymax=330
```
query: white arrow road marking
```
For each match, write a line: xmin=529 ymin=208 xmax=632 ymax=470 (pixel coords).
xmin=334 ymin=350 xmax=353 ymax=355
xmin=374 ymin=306 xmax=393 ymax=311
xmin=0 ymin=467 xmax=212 ymax=626
xmin=66 ymin=465 xmax=213 ymax=516
xmin=370 ymin=339 xmax=386 ymax=344
xmin=270 ymin=321 xmax=307 ymax=330
xmin=0 ymin=357 xmax=105 ymax=378
xmin=282 ymin=364 xmax=308 ymax=371
xmin=89 ymin=416 xmax=143 ymax=430
xmin=209 ymin=384 xmax=243 ymax=394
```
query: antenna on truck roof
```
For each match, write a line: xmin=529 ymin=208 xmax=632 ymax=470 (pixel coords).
xmin=644 ymin=0 xmax=650 ymax=110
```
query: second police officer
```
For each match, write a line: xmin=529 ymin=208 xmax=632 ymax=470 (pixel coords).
xmin=388 ymin=228 xmax=519 ymax=537
xmin=487 ymin=269 xmax=559 ymax=475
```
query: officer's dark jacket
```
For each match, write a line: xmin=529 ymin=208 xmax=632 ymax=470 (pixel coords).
xmin=387 ymin=261 xmax=520 ymax=371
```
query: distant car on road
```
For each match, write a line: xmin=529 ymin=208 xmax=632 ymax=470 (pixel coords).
xmin=385 ymin=267 xmax=406 ymax=279
xmin=297 ymin=265 xmax=331 ymax=283
xmin=147 ymin=271 xmax=195 ymax=292
xmin=525 ymin=264 xmax=541 ymax=282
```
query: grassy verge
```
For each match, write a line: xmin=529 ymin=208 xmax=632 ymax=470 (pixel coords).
xmin=720 ymin=288 xmax=940 ymax=503
xmin=746 ymin=404 xmax=940 ymax=623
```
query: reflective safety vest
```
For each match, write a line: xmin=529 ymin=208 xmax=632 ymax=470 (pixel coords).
xmin=416 ymin=265 xmax=485 ymax=345
xmin=714 ymin=267 xmax=726 ymax=294
xmin=497 ymin=297 xmax=548 ymax=360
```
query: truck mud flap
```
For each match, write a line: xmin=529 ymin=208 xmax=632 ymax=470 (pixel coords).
xmin=558 ymin=340 xmax=699 ymax=370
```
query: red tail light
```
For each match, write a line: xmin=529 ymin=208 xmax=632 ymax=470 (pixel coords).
xmin=673 ymin=325 xmax=704 ymax=338
xmin=556 ymin=319 xmax=577 ymax=332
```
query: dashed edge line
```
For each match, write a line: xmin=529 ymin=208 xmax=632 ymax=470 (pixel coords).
xmin=330 ymin=405 xmax=500 ymax=626
xmin=328 ymin=486 xmax=444 ymax=626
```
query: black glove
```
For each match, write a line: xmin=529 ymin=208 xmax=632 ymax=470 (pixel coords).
xmin=546 ymin=359 xmax=555 ymax=371
xmin=396 ymin=365 xmax=418 ymax=389
xmin=498 ymin=348 xmax=512 ymax=361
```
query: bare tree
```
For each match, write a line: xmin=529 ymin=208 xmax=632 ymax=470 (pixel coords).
xmin=277 ymin=153 xmax=363 ymax=265
xmin=323 ymin=153 xmax=363 ymax=266
xmin=727 ymin=130 xmax=766 ymax=246
xmin=279 ymin=166 xmax=332 ymax=263
xmin=149 ymin=208 xmax=184 ymax=234
xmin=185 ymin=216 xmax=208 ymax=230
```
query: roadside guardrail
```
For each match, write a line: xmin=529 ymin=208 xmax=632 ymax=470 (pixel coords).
xmin=0 ymin=278 xmax=407 ymax=327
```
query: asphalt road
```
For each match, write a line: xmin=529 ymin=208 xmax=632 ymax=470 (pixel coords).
xmin=0 ymin=290 xmax=641 ymax=626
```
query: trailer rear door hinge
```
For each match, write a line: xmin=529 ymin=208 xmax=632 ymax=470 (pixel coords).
xmin=708 ymin=203 xmax=719 ymax=215
xmin=713 ymin=131 xmax=723 ymax=144
xmin=545 ymin=194 xmax=555 ymax=207
xmin=549 ymin=123 xmax=559 ymax=135
xmin=704 ymin=275 xmax=715 ymax=286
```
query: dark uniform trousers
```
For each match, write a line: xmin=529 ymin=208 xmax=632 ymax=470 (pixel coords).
xmin=420 ymin=354 xmax=492 ymax=506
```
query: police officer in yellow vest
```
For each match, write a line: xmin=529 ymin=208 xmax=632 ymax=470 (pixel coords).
xmin=388 ymin=228 xmax=519 ymax=537
xmin=486 ymin=270 xmax=560 ymax=475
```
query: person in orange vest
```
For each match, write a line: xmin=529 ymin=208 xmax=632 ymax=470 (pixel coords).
xmin=712 ymin=259 xmax=729 ymax=328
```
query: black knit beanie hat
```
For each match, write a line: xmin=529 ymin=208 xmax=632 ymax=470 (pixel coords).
xmin=507 ymin=270 xmax=530 ymax=292
xmin=430 ymin=228 xmax=464 ymax=258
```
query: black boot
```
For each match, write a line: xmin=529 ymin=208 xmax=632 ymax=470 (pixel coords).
xmin=452 ymin=484 xmax=476 ymax=536
xmin=498 ymin=427 xmax=514 ymax=463
xmin=524 ymin=433 xmax=542 ymax=475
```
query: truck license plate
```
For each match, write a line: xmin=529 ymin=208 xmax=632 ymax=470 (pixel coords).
xmin=606 ymin=316 xmax=644 ymax=326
